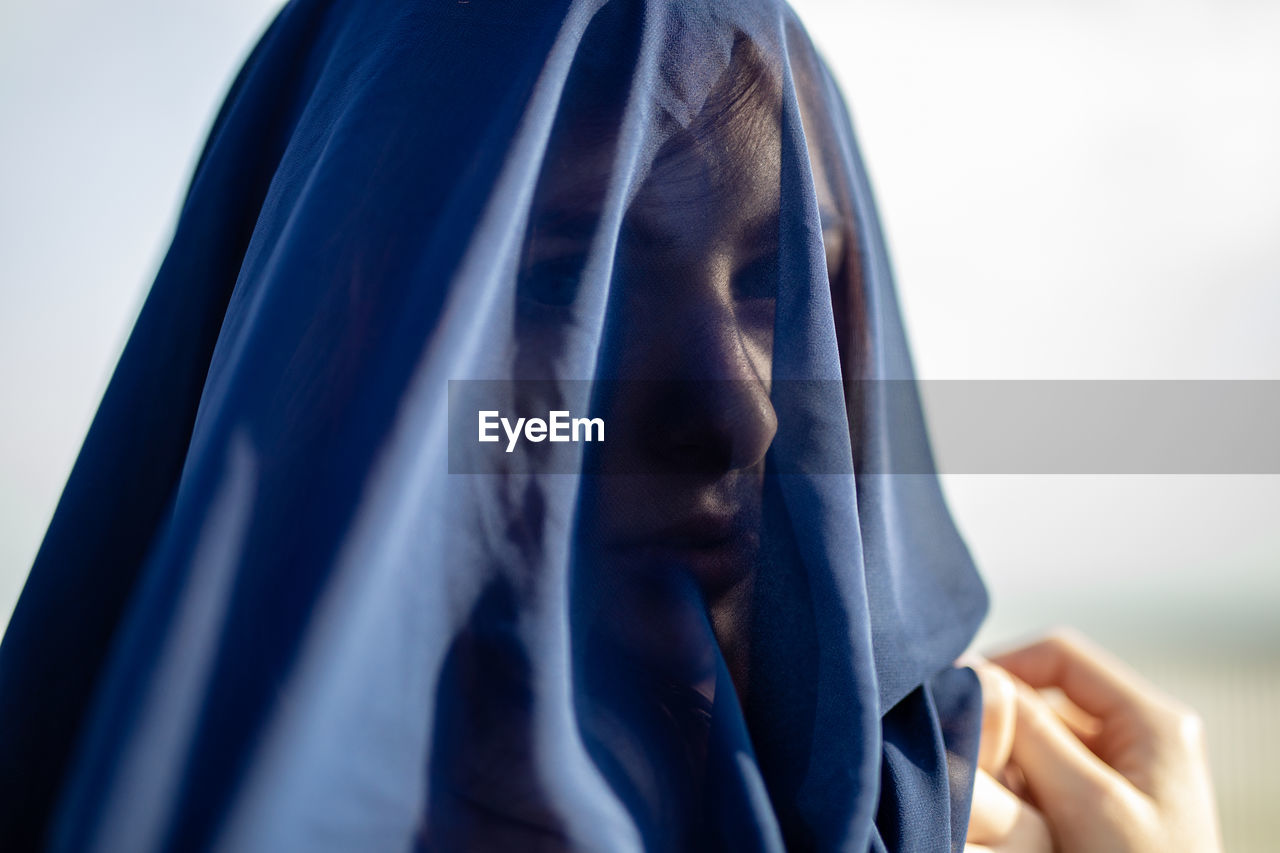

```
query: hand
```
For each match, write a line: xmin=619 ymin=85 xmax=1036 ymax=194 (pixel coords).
xmin=963 ymin=630 xmax=1223 ymax=852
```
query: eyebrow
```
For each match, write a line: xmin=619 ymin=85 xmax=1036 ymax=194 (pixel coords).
xmin=742 ymin=204 xmax=844 ymax=246
xmin=529 ymin=202 xmax=845 ymax=257
xmin=617 ymin=201 xmax=782 ymax=251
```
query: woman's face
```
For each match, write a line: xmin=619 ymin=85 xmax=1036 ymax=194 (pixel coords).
xmin=586 ymin=116 xmax=783 ymax=610
xmin=517 ymin=41 xmax=847 ymax=679
xmin=585 ymin=92 xmax=847 ymax=596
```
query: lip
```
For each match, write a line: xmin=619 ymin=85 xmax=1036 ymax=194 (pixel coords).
xmin=604 ymin=533 xmax=755 ymax=593
xmin=609 ymin=514 xmax=740 ymax=552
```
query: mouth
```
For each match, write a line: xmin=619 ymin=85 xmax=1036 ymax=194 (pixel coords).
xmin=608 ymin=511 xmax=744 ymax=550
xmin=582 ymin=469 xmax=766 ymax=592
xmin=603 ymin=514 xmax=759 ymax=592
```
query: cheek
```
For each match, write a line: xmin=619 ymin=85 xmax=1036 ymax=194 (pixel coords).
xmin=733 ymin=299 xmax=775 ymax=386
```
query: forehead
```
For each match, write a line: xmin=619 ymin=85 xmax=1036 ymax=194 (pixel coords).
xmin=626 ymin=93 xmax=784 ymax=253
xmin=527 ymin=35 xmax=843 ymax=256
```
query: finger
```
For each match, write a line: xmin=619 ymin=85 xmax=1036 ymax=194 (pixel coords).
xmin=966 ymin=769 xmax=1018 ymax=843
xmin=1007 ymin=679 xmax=1124 ymax=813
xmin=971 ymin=662 xmax=1017 ymax=776
xmin=1041 ymin=686 xmax=1104 ymax=752
xmin=988 ymin=629 xmax=1156 ymax=721
xmin=997 ymin=763 xmax=1029 ymax=802
xmin=976 ymin=659 xmax=1105 ymax=762
xmin=966 ymin=770 xmax=1054 ymax=852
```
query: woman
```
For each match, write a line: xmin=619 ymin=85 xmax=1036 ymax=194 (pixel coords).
xmin=0 ymin=0 xmax=1219 ymax=850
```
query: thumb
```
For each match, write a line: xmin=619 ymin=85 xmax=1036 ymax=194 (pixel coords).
xmin=970 ymin=661 xmax=1017 ymax=777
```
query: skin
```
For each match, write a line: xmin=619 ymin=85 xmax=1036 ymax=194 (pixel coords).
xmin=964 ymin=630 xmax=1224 ymax=852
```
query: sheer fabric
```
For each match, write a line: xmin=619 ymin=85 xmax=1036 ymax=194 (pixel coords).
xmin=0 ymin=1 xmax=987 ymax=850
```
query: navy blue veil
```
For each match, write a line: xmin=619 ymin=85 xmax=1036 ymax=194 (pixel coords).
xmin=0 ymin=1 xmax=988 ymax=850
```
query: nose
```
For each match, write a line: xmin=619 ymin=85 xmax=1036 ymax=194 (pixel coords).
xmin=664 ymin=375 xmax=776 ymax=472
xmin=656 ymin=260 xmax=778 ymax=473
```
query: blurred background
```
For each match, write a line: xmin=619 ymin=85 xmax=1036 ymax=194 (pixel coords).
xmin=2 ymin=0 xmax=1277 ymax=848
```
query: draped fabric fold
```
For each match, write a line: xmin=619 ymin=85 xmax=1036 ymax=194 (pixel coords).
xmin=0 ymin=1 xmax=987 ymax=850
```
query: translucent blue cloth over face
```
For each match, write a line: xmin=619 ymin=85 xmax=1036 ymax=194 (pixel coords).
xmin=0 ymin=1 xmax=988 ymax=850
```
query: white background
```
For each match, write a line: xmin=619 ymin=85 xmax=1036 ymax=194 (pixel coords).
xmin=2 ymin=0 xmax=1277 ymax=846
